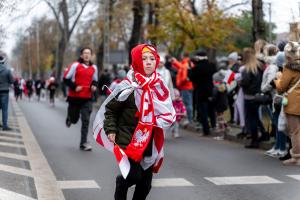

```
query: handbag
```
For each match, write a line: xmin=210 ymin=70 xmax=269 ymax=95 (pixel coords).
xmin=254 ymin=92 xmax=272 ymax=105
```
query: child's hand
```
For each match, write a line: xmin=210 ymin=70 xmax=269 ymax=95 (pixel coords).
xmin=108 ymin=133 xmax=116 ymax=144
xmin=91 ymin=85 xmax=97 ymax=92
xmin=276 ymin=71 xmax=282 ymax=79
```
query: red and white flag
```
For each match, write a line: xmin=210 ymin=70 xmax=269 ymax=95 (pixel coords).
xmin=223 ymin=69 xmax=235 ymax=84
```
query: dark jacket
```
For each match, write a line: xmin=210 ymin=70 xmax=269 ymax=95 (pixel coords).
xmin=190 ymin=60 xmax=217 ymax=101
xmin=240 ymin=67 xmax=263 ymax=96
xmin=103 ymin=92 xmax=153 ymax=156
xmin=0 ymin=63 xmax=13 ymax=93
xmin=212 ymin=86 xmax=228 ymax=113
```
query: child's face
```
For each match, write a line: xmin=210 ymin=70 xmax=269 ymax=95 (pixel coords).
xmin=142 ymin=52 xmax=156 ymax=76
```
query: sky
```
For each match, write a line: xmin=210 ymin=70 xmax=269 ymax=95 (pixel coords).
xmin=1 ymin=0 xmax=300 ymax=56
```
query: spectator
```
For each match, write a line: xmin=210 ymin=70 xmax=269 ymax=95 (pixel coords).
xmin=212 ymin=69 xmax=230 ymax=140
xmin=156 ymin=56 xmax=175 ymax=100
xmin=275 ymin=41 xmax=300 ymax=166
xmin=190 ymin=51 xmax=217 ymax=135
xmin=0 ymin=52 xmax=14 ymax=131
xmin=227 ymin=52 xmax=240 ymax=124
xmin=171 ymin=52 xmax=194 ymax=123
xmin=240 ymin=48 xmax=264 ymax=148
xmin=171 ymin=89 xmax=187 ymax=138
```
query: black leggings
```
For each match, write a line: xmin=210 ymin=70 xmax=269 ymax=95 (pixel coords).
xmin=67 ymin=101 xmax=92 ymax=145
xmin=115 ymin=159 xmax=153 ymax=200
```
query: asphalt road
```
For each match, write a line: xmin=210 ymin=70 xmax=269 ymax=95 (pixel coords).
xmin=18 ymin=98 xmax=300 ymax=200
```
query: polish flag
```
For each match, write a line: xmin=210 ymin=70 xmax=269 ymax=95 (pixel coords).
xmin=223 ymin=69 xmax=235 ymax=84
xmin=114 ymin=145 xmax=130 ymax=178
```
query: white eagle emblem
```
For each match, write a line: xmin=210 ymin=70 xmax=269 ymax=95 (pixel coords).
xmin=133 ymin=129 xmax=150 ymax=147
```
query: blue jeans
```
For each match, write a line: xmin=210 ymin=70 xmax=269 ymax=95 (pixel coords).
xmin=0 ymin=93 xmax=9 ymax=129
xmin=181 ymin=90 xmax=193 ymax=122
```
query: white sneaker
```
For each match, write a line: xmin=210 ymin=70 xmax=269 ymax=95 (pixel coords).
xmin=264 ymin=147 xmax=277 ymax=156
xmin=213 ymin=136 xmax=224 ymax=141
xmin=80 ymin=143 xmax=92 ymax=151
xmin=272 ymin=150 xmax=287 ymax=158
xmin=174 ymin=132 xmax=181 ymax=138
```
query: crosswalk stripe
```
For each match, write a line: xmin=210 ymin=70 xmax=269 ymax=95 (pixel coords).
xmin=0 ymin=135 xmax=23 ymax=142
xmin=0 ymin=188 xmax=36 ymax=200
xmin=0 ymin=152 xmax=28 ymax=161
xmin=204 ymin=176 xmax=283 ymax=185
xmin=0 ymin=141 xmax=25 ymax=148
xmin=57 ymin=180 xmax=100 ymax=189
xmin=287 ymin=175 xmax=300 ymax=181
xmin=0 ymin=131 xmax=21 ymax=137
xmin=0 ymin=163 xmax=33 ymax=177
xmin=152 ymin=178 xmax=194 ymax=187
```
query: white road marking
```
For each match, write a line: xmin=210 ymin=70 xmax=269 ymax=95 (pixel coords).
xmin=0 ymin=131 xmax=21 ymax=137
xmin=0 ymin=141 xmax=25 ymax=148
xmin=0 ymin=135 xmax=23 ymax=142
xmin=287 ymin=175 xmax=300 ymax=181
xmin=57 ymin=180 xmax=100 ymax=189
xmin=0 ymin=152 xmax=28 ymax=161
xmin=152 ymin=178 xmax=194 ymax=187
xmin=0 ymin=163 xmax=33 ymax=177
xmin=16 ymin=103 xmax=66 ymax=200
xmin=0 ymin=188 xmax=36 ymax=200
xmin=204 ymin=176 xmax=283 ymax=185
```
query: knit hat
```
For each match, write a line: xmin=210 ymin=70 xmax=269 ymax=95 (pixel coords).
xmin=228 ymin=52 xmax=238 ymax=62
xmin=49 ymin=77 xmax=55 ymax=82
xmin=284 ymin=41 xmax=300 ymax=66
xmin=213 ymin=70 xmax=226 ymax=82
xmin=173 ymin=88 xmax=181 ymax=99
xmin=159 ymin=55 xmax=166 ymax=64
xmin=276 ymin=52 xmax=285 ymax=67
xmin=131 ymin=44 xmax=160 ymax=76
xmin=191 ymin=51 xmax=208 ymax=62
xmin=117 ymin=69 xmax=126 ymax=79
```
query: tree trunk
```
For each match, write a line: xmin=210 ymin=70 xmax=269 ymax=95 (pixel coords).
xmin=56 ymin=38 xmax=66 ymax=82
xmin=252 ymin=0 xmax=265 ymax=42
xmin=207 ymin=48 xmax=217 ymax=63
xmin=128 ymin=0 xmax=144 ymax=65
xmin=96 ymin=41 xmax=104 ymax=75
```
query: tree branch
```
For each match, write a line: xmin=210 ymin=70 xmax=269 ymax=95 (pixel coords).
xmin=223 ymin=0 xmax=249 ymax=12
xmin=69 ymin=0 xmax=90 ymax=38
xmin=44 ymin=0 xmax=64 ymax=33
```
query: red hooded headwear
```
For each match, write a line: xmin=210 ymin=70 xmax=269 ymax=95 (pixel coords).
xmin=131 ymin=44 xmax=160 ymax=76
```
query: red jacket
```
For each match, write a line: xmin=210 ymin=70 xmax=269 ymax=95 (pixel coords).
xmin=171 ymin=58 xmax=193 ymax=90
xmin=64 ymin=62 xmax=98 ymax=99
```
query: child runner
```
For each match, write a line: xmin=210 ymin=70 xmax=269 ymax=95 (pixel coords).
xmin=93 ymin=44 xmax=175 ymax=200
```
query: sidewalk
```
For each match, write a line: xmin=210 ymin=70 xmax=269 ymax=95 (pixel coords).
xmin=0 ymin=99 xmax=65 ymax=200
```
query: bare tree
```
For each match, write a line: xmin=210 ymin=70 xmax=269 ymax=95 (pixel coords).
xmin=0 ymin=0 xmax=20 ymax=49
xmin=44 ymin=0 xmax=91 ymax=81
